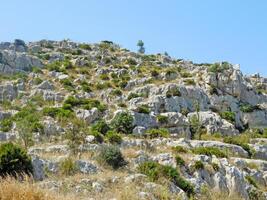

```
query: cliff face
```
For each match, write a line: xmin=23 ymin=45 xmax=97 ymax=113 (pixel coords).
xmin=0 ymin=39 xmax=266 ymax=200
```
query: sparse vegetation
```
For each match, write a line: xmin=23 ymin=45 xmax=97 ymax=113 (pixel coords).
xmin=110 ymin=112 xmax=134 ymax=134
xmin=98 ymin=145 xmax=126 ymax=169
xmin=138 ymin=161 xmax=194 ymax=197
xmin=192 ymin=147 xmax=228 ymax=158
xmin=145 ymin=128 xmax=170 ymax=139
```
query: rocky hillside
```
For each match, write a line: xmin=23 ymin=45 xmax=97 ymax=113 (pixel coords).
xmin=0 ymin=39 xmax=267 ymax=200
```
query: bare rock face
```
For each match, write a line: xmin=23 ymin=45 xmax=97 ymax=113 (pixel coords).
xmin=0 ymin=83 xmax=18 ymax=102
xmin=0 ymin=50 xmax=43 ymax=74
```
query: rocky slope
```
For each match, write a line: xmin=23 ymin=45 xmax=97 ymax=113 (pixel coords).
xmin=0 ymin=39 xmax=266 ymax=200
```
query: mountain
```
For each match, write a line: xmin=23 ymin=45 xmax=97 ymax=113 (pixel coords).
xmin=0 ymin=39 xmax=266 ymax=200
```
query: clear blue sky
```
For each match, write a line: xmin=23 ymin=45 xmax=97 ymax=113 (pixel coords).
xmin=1 ymin=0 xmax=266 ymax=76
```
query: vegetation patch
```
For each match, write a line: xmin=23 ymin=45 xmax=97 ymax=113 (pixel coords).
xmin=145 ymin=128 xmax=170 ymax=139
xmin=138 ymin=161 xmax=194 ymax=197
xmin=97 ymin=145 xmax=126 ymax=169
xmin=0 ymin=142 xmax=33 ymax=177
xmin=192 ymin=147 xmax=228 ymax=158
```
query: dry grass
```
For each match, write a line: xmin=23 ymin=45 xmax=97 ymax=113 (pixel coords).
xmin=0 ymin=176 xmax=72 ymax=200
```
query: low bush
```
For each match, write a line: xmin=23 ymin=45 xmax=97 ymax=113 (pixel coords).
xmin=136 ymin=105 xmax=150 ymax=114
xmin=91 ymin=120 xmax=110 ymax=135
xmin=172 ymin=146 xmax=188 ymax=153
xmin=105 ymin=130 xmax=122 ymax=144
xmin=98 ymin=145 xmax=126 ymax=169
xmin=145 ymin=128 xmax=170 ymax=139
xmin=90 ymin=131 xmax=104 ymax=143
xmin=208 ymin=62 xmax=230 ymax=73
xmin=138 ymin=161 xmax=194 ymax=197
xmin=110 ymin=112 xmax=134 ymax=134
xmin=175 ymin=155 xmax=185 ymax=166
xmin=63 ymin=96 xmax=106 ymax=112
xmin=0 ymin=143 xmax=33 ymax=177
xmin=127 ymin=92 xmax=143 ymax=100
xmin=240 ymin=103 xmax=259 ymax=113
xmin=192 ymin=147 xmax=227 ymax=158
xmin=0 ymin=118 xmax=13 ymax=132
xmin=211 ymin=163 xmax=220 ymax=171
xmin=42 ymin=107 xmax=73 ymax=119
xmin=219 ymin=111 xmax=235 ymax=123
xmin=245 ymin=175 xmax=258 ymax=188
xmin=184 ymin=79 xmax=196 ymax=86
xmin=193 ymin=160 xmax=204 ymax=170
xmin=59 ymin=157 xmax=77 ymax=176
xmin=110 ymin=89 xmax=122 ymax=96
xmin=79 ymin=43 xmax=92 ymax=50
xmin=80 ymin=81 xmax=92 ymax=93
xmin=157 ymin=115 xmax=168 ymax=124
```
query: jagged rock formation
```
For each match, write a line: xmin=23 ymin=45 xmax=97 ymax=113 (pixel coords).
xmin=0 ymin=39 xmax=266 ymax=200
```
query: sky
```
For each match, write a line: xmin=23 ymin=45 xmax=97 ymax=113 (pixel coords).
xmin=0 ymin=0 xmax=266 ymax=76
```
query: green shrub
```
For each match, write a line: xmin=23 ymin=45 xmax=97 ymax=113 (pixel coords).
xmin=79 ymin=44 xmax=92 ymax=50
xmin=211 ymin=163 xmax=220 ymax=171
xmin=219 ymin=111 xmax=235 ymax=123
xmin=138 ymin=161 xmax=194 ymax=197
xmin=157 ymin=115 xmax=168 ymax=124
xmin=98 ymin=145 xmax=126 ymax=169
xmin=42 ymin=107 xmax=73 ymax=119
xmin=31 ymin=66 xmax=43 ymax=74
xmin=63 ymin=96 xmax=106 ymax=112
xmin=110 ymin=89 xmax=122 ymax=96
xmin=99 ymin=74 xmax=110 ymax=80
xmin=175 ymin=155 xmax=185 ymax=166
xmin=136 ymin=105 xmax=150 ymax=114
xmin=90 ymin=131 xmax=104 ymax=143
xmin=59 ymin=157 xmax=77 ymax=176
xmin=193 ymin=160 xmax=204 ymax=170
xmin=0 ymin=118 xmax=13 ymax=132
xmin=110 ymin=112 xmax=134 ymax=134
xmin=208 ymin=62 xmax=230 ymax=73
xmin=184 ymin=79 xmax=196 ymax=86
xmin=105 ymin=131 xmax=122 ymax=144
xmin=60 ymin=78 xmax=75 ymax=91
xmin=172 ymin=146 xmax=188 ymax=153
xmin=127 ymin=93 xmax=143 ymax=100
xmin=145 ymin=128 xmax=170 ymax=139
xmin=0 ymin=143 xmax=33 ymax=177
xmin=33 ymin=77 xmax=43 ymax=85
xmin=95 ymin=82 xmax=112 ymax=90
xmin=240 ymin=104 xmax=259 ymax=113
xmin=125 ymin=58 xmax=137 ymax=65
xmin=150 ymin=69 xmax=159 ymax=77
xmin=245 ymin=175 xmax=258 ymax=188
xmin=91 ymin=120 xmax=110 ymax=135
xmin=14 ymin=105 xmax=43 ymax=134
xmin=192 ymin=147 xmax=227 ymax=158
xmin=180 ymin=71 xmax=192 ymax=78
xmin=81 ymin=81 xmax=92 ymax=93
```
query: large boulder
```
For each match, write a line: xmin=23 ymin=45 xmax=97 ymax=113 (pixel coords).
xmin=241 ymin=110 xmax=267 ymax=128
xmin=0 ymin=83 xmax=18 ymax=102
xmin=188 ymin=111 xmax=239 ymax=136
xmin=76 ymin=108 xmax=100 ymax=124
xmin=131 ymin=111 xmax=158 ymax=129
